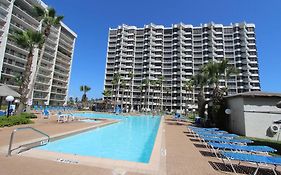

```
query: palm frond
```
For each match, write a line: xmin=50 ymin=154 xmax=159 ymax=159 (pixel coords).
xmin=33 ymin=6 xmax=45 ymax=19
xmin=47 ymin=7 xmax=56 ymax=18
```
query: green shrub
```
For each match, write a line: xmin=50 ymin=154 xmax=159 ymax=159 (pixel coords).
xmin=188 ymin=112 xmax=197 ymax=121
xmin=19 ymin=112 xmax=37 ymax=119
xmin=0 ymin=114 xmax=34 ymax=127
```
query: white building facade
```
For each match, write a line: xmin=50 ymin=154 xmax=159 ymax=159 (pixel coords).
xmin=0 ymin=0 xmax=77 ymax=106
xmin=104 ymin=23 xmax=260 ymax=112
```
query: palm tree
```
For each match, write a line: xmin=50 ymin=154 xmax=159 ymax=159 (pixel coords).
xmin=157 ymin=76 xmax=164 ymax=112
xmin=80 ymin=85 xmax=91 ymax=108
xmin=202 ymin=59 xmax=238 ymax=125
xmin=142 ymin=78 xmax=150 ymax=112
xmin=112 ymin=72 xmax=121 ymax=103
xmin=11 ymin=30 xmax=44 ymax=114
xmin=120 ymin=80 xmax=126 ymax=112
xmin=102 ymin=89 xmax=112 ymax=99
xmin=128 ymin=71 xmax=133 ymax=111
xmin=189 ymin=71 xmax=208 ymax=119
xmin=102 ymin=89 xmax=112 ymax=111
xmin=150 ymin=79 xmax=157 ymax=111
xmin=28 ymin=6 xmax=64 ymax=103
xmin=184 ymin=79 xmax=193 ymax=115
xmin=163 ymin=87 xmax=171 ymax=112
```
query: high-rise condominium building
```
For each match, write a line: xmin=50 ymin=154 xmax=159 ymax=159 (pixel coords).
xmin=104 ymin=23 xmax=260 ymax=112
xmin=0 ymin=0 xmax=77 ymax=106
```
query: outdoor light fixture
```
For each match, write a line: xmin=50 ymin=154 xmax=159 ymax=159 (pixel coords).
xmin=225 ymin=108 xmax=231 ymax=115
xmin=6 ymin=95 xmax=14 ymax=117
xmin=277 ymin=101 xmax=281 ymax=109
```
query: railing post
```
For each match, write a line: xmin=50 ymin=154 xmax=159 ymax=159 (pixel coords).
xmin=6 ymin=127 xmax=50 ymax=156
xmin=7 ymin=129 xmax=16 ymax=156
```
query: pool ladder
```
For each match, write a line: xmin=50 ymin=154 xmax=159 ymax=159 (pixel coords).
xmin=7 ymin=127 xmax=50 ymax=156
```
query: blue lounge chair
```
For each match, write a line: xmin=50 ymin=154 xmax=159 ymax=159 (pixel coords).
xmin=209 ymin=142 xmax=276 ymax=153
xmin=200 ymin=136 xmax=253 ymax=145
xmin=196 ymin=132 xmax=239 ymax=139
xmin=33 ymin=105 xmax=38 ymax=112
xmin=208 ymin=142 xmax=276 ymax=159
xmin=0 ymin=111 xmax=6 ymax=116
xmin=220 ymin=151 xmax=281 ymax=175
xmin=42 ymin=108 xmax=50 ymax=119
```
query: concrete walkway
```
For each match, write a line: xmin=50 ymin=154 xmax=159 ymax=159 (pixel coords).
xmin=165 ymin=119 xmax=223 ymax=175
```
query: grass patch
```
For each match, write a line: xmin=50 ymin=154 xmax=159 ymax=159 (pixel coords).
xmin=0 ymin=113 xmax=35 ymax=127
xmin=243 ymin=136 xmax=281 ymax=156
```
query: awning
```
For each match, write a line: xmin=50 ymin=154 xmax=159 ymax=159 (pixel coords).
xmin=0 ymin=85 xmax=20 ymax=97
xmin=277 ymin=101 xmax=281 ymax=109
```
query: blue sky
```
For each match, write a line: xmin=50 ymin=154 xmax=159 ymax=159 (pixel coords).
xmin=44 ymin=0 xmax=281 ymax=99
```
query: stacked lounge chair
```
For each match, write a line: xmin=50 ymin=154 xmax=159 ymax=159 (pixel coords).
xmin=188 ymin=126 xmax=281 ymax=175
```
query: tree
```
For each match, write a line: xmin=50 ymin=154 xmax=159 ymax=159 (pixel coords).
xmin=102 ymin=89 xmax=112 ymax=112
xmin=11 ymin=30 xmax=44 ymax=114
xmin=203 ymin=59 xmax=238 ymax=125
xmin=102 ymin=89 xmax=112 ymax=98
xmin=68 ymin=97 xmax=74 ymax=105
xmin=128 ymin=71 xmax=133 ymax=111
xmin=112 ymin=72 xmax=121 ymax=103
xmin=120 ymin=80 xmax=126 ymax=112
xmin=74 ymin=97 xmax=79 ymax=104
xmin=164 ymin=87 xmax=171 ymax=112
xmin=80 ymin=85 xmax=91 ymax=108
xmin=142 ymin=78 xmax=150 ymax=112
xmin=156 ymin=76 xmax=164 ymax=112
xmin=189 ymin=71 xmax=208 ymax=119
xmin=150 ymin=79 xmax=157 ymax=111
xmin=184 ymin=79 xmax=193 ymax=115
xmin=27 ymin=6 xmax=64 ymax=104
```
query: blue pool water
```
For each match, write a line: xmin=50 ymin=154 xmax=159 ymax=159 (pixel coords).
xmin=39 ymin=113 xmax=161 ymax=163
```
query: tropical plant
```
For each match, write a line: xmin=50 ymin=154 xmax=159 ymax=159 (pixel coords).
xmin=102 ymin=89 xmax=112 ymax=99
xmin=11 ymin=30 xmax=44 ymax=114
xmin=142 ymin=78 xmax=150 ymax=112
xmin=128 ymin=71 xmax=133 ymax=111
xmin=157 ymin=76 xmax=164 ymax=112
xmin=102 ymin=89 xmax=112 ymax=111
xmin=80 ymin=85 xmax=91 ymax=108
xmin=74 ymin=97 xmax=79 ymax=104
xmin=28 ymin=6 xmax=64 ymax=103
xmin=164 ymin=87 xmax=171 ymax=112
xmin=120 ymin=80 xmax=126 ymax=111
xmin=202 ymin=59 xmax=238 ymax=125
xmin=68 ymin=97 xmax=74 ymax=105
xmin=112 ymin=72 xmax=121 ymax=103
xmin=189 ymin=71 xmax=208 ymax=119
xmin=150 ymin=79 xmax=157 ymax=111
xmin=184 ymin=79 xmax=193 ymax=115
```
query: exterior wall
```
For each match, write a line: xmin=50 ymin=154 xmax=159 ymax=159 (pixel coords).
xmin=243 ymin=97 xmax=281 ymax=140
xmin=0 ymin=0 xmax=77 ymax=106
xmin=104 ymin=23 xmax=261 ymax=112
xmin=227 ymin=97 xmax=246 ymax=135
xmin=227 ymin=96 xmax=281 ymax=140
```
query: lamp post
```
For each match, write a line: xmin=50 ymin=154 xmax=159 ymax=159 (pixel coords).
xmin=6 ymin=96 xmax=14 ymax=117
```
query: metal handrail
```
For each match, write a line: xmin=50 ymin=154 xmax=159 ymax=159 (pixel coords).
xmin=7 ymin=127 xmax=50 ymax=156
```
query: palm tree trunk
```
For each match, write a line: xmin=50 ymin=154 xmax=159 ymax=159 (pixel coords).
xmin=27 ymin=27 xmax=50 ymax=108
xmin=28 ymin=42 xmax=46 ymax=97
xmin=197 ymin=87 xmax=206 ymax=119
xmin=121 ymin=88 xmax=124 ymax=112
xmin=17 ymin=52 xmax=34 ymax=114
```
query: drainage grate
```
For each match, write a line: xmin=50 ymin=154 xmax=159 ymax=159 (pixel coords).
xmin=112 ymin=168 xmax=126 ymax=175
xmin=56 ymin=158 xmax=79 ymax=164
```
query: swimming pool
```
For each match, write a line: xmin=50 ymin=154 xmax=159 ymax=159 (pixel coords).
xmin=39 ymin=113 xmax=161 ymax=163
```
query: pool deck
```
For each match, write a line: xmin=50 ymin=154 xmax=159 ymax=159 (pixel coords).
xmin=1 ymin=113 xmax=279 ymax=175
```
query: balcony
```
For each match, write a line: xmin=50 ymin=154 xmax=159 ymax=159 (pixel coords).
xmin=12 ymin=14 xmax=37 ymax=31
xmin=60 ymin=32 xmax=74 ymax=44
